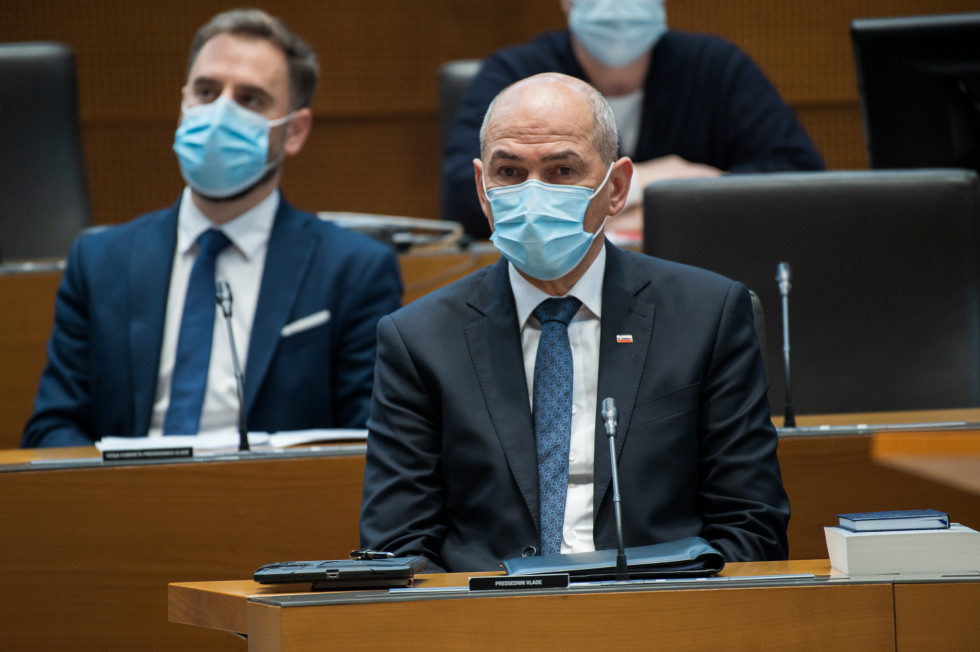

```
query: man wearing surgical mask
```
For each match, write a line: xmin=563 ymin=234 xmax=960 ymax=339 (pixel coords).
xmin=361 ymin=73 xmax=789 ymax=572
xmin=442 ymin=0 xmax=824 ymax=239
xmin=23 ymin=9 xmax=402 ymax=447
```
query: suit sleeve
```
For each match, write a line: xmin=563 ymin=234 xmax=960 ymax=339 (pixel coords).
xmin=21 ymin=238 xmax=98 ymax=447
xmin=359 ymin=314 xmax=449 ymax=572
xmin=696 ymin=282 xmax=791 ymax=561
xmin=331 ymin=244 xmax=403 ymax=429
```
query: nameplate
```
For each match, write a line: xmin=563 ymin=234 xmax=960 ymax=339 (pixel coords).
xmin=102 ymin=447 xmax=193 ymax=462
xmin=468 ymin=574 xmax=569 ymax=592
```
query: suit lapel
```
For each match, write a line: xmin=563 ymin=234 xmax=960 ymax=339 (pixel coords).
xmin=463 ymin=260 xmax=541 ymax=530
xmin=129 ymin=203 xmax=179 ymax=435
xmin=594 ymin=244 xmax=656 ymax=517
xmin=243 ymin=200 xmax=315 ymax=411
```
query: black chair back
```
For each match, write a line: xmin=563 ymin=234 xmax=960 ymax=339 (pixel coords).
xmin=437 ymin=59 xmax=481 ymax=155
xmin=643 ymin=169 xmax=980 ymax=416
xmin=0 ymin=42 xmax=91 ymax=262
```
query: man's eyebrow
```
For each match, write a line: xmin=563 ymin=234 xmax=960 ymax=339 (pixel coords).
xmin=541 ymin=150 xmax=585 ymax=163
xmin=487 ymin=150 xmax=522 ymax=165
xmin=191 ymin=77 xmax=274 ymax=101
xmin=487 ymin=150 xmax=587 ymax=165
xmin=191 ymin=76 xmax=223 ymax=88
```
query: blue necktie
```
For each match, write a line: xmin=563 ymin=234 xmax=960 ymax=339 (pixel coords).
xmin=532 ymin=296 xmax=582 ymax=555
xmin=163 ymin=229 xmax=231 ymax=435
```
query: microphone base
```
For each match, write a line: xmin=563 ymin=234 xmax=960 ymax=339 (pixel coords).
xmin=615 ymin=552 xmax=629 ymax=582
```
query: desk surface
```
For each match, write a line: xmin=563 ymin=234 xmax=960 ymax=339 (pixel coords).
xmin=872 ymin=430 xmax=980 ymax=495
xmin=169 ymin=560 xmax=980 ymax=651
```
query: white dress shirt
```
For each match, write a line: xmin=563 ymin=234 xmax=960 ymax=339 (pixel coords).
xmin=509 ymin=244 xmax=606 ymax=553
xmin=148 ymin=187 xmax=278 ymax=437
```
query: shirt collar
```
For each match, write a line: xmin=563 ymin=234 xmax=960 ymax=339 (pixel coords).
xmin=176 ymin=186 xmax=279 ymax=259
xmin=510 ymin=243 xmax=606 ymax=328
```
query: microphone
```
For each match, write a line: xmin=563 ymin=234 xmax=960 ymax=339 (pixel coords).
xmin=215 ymin=281 xmax=249 ymax=452
xmin=601 ymin=397 xmax=628 ymax=581
xmin=775 ymin=262 xmax=796 ymax=428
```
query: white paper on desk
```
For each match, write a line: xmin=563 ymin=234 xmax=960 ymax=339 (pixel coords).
xmin=96 ymin=429 xmax=367 ymax=454
xmin=266 ymin=429 xmax=367 ymax=448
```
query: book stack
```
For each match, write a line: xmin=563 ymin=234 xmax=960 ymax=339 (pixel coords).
xmin=824 ymin=509 xmax=980 ymax=575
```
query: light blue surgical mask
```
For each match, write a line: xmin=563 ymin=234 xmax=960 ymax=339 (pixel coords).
xmin=173 ymin=95 xmax=293 ymax=198
xmin=484 ymin=164 xmax=614 ymax=281
xmin=569 ymin=0 xmax=667 ymax=67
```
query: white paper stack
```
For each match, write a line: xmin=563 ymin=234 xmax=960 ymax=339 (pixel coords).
xmin=824 ymin=523 xmax=980 ymax=575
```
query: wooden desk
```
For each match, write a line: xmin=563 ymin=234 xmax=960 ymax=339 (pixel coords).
xmin=0 ymin=447 xmax=367 ymax=652
xmin=7 ymin=417 xmax=980 ymax=650
xmin=168 ymin=560 xmax=980 ymax=651
xmin=778 ymin=413 xmax=980 ymax=559
xmin=872 ymin=430 xmax=980 ymax=496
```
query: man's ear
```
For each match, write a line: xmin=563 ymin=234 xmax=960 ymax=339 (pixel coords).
xmin=606 ymin=157 xmax=634 ymax=217
xmin=283 ymin=107 xmax=313 ymax=157
xmin=473 ymin=158 xmax=494 ymax=230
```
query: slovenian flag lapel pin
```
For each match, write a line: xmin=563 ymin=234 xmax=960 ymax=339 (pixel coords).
xmin=616 ymin=334 xmax=633 ymax=344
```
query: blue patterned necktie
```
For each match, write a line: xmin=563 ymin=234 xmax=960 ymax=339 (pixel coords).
xmin=163 ymin=229 xmax=231 ymax=435
xmin=532 ymin=296 xmax=582 ymax=555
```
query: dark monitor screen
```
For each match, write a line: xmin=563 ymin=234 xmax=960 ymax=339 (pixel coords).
xmin=851 ymin=12 xmax=980 ymax=173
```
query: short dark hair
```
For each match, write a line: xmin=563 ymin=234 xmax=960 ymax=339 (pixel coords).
xmin=187 ymin=8 xmax=319 ymax=110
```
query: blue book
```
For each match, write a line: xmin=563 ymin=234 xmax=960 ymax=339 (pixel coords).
xmin=836 ymin=509 xmax=950 ymax=532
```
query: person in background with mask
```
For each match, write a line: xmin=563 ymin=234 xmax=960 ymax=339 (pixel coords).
xmin=442 ymin=0 xmax=824 ymax=239
xmin=360 ymin=73 xmax=789 ymax=572
xmin=22 ymin=9 xmax=402 ymax=447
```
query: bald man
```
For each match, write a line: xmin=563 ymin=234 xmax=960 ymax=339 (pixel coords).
xmin=360 ymin=73 xmax=789 ymax=572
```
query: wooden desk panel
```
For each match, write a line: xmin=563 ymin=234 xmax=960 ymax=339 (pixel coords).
xmin=255 ymin=585 xmax=894 ymax=652
xmin=0 ymin=451 xmax=366 ymax=652
xmin=894 ymin=582 xmax=980 ymax=650
xmin=779 ymin=432 xmax=980 ymax=560
xmin=170 ymin=561 xmax=897 ymax=652
xmin=0 ymin=268 xmax=60 ymax=450
xmin=7 ymin=426 xmax=980 ymax=650
xmin=872 ymin=431 xmax=980 ymax=496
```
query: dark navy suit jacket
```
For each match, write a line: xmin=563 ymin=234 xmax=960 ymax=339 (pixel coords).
xmin=360 ymin=244 xmax=790 ymax=571
xmin=22 ymin=197 xmax=403 ymax=447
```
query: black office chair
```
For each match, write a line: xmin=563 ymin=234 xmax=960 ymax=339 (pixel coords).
xmin=437 ymin=59 xmax=481 ymax=155
xmin=643 ymin=169 xmax=980 ymax=416
xmin=0 ymin=42 xmax=91 ymax=262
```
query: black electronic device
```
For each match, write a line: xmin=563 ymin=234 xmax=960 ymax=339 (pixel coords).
xmin=254 ymin=555 xmax=428 ymax=590
xmin=851 ymin=12 xmax=980 ymax=174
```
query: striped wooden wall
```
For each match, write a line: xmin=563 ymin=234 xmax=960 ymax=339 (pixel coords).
xmin=2 ymin=0 xmax=978 ymax=225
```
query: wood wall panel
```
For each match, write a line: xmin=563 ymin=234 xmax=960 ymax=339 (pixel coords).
xmin=795 ymin=104 xmax=870 ymax=170
xmin=0 ymin=271 xmax=58 ymax=448
xmin=4 ymin=0 xmax=976 ymax=226
xmin=668 ymin=0 xmax=980 ymax=104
